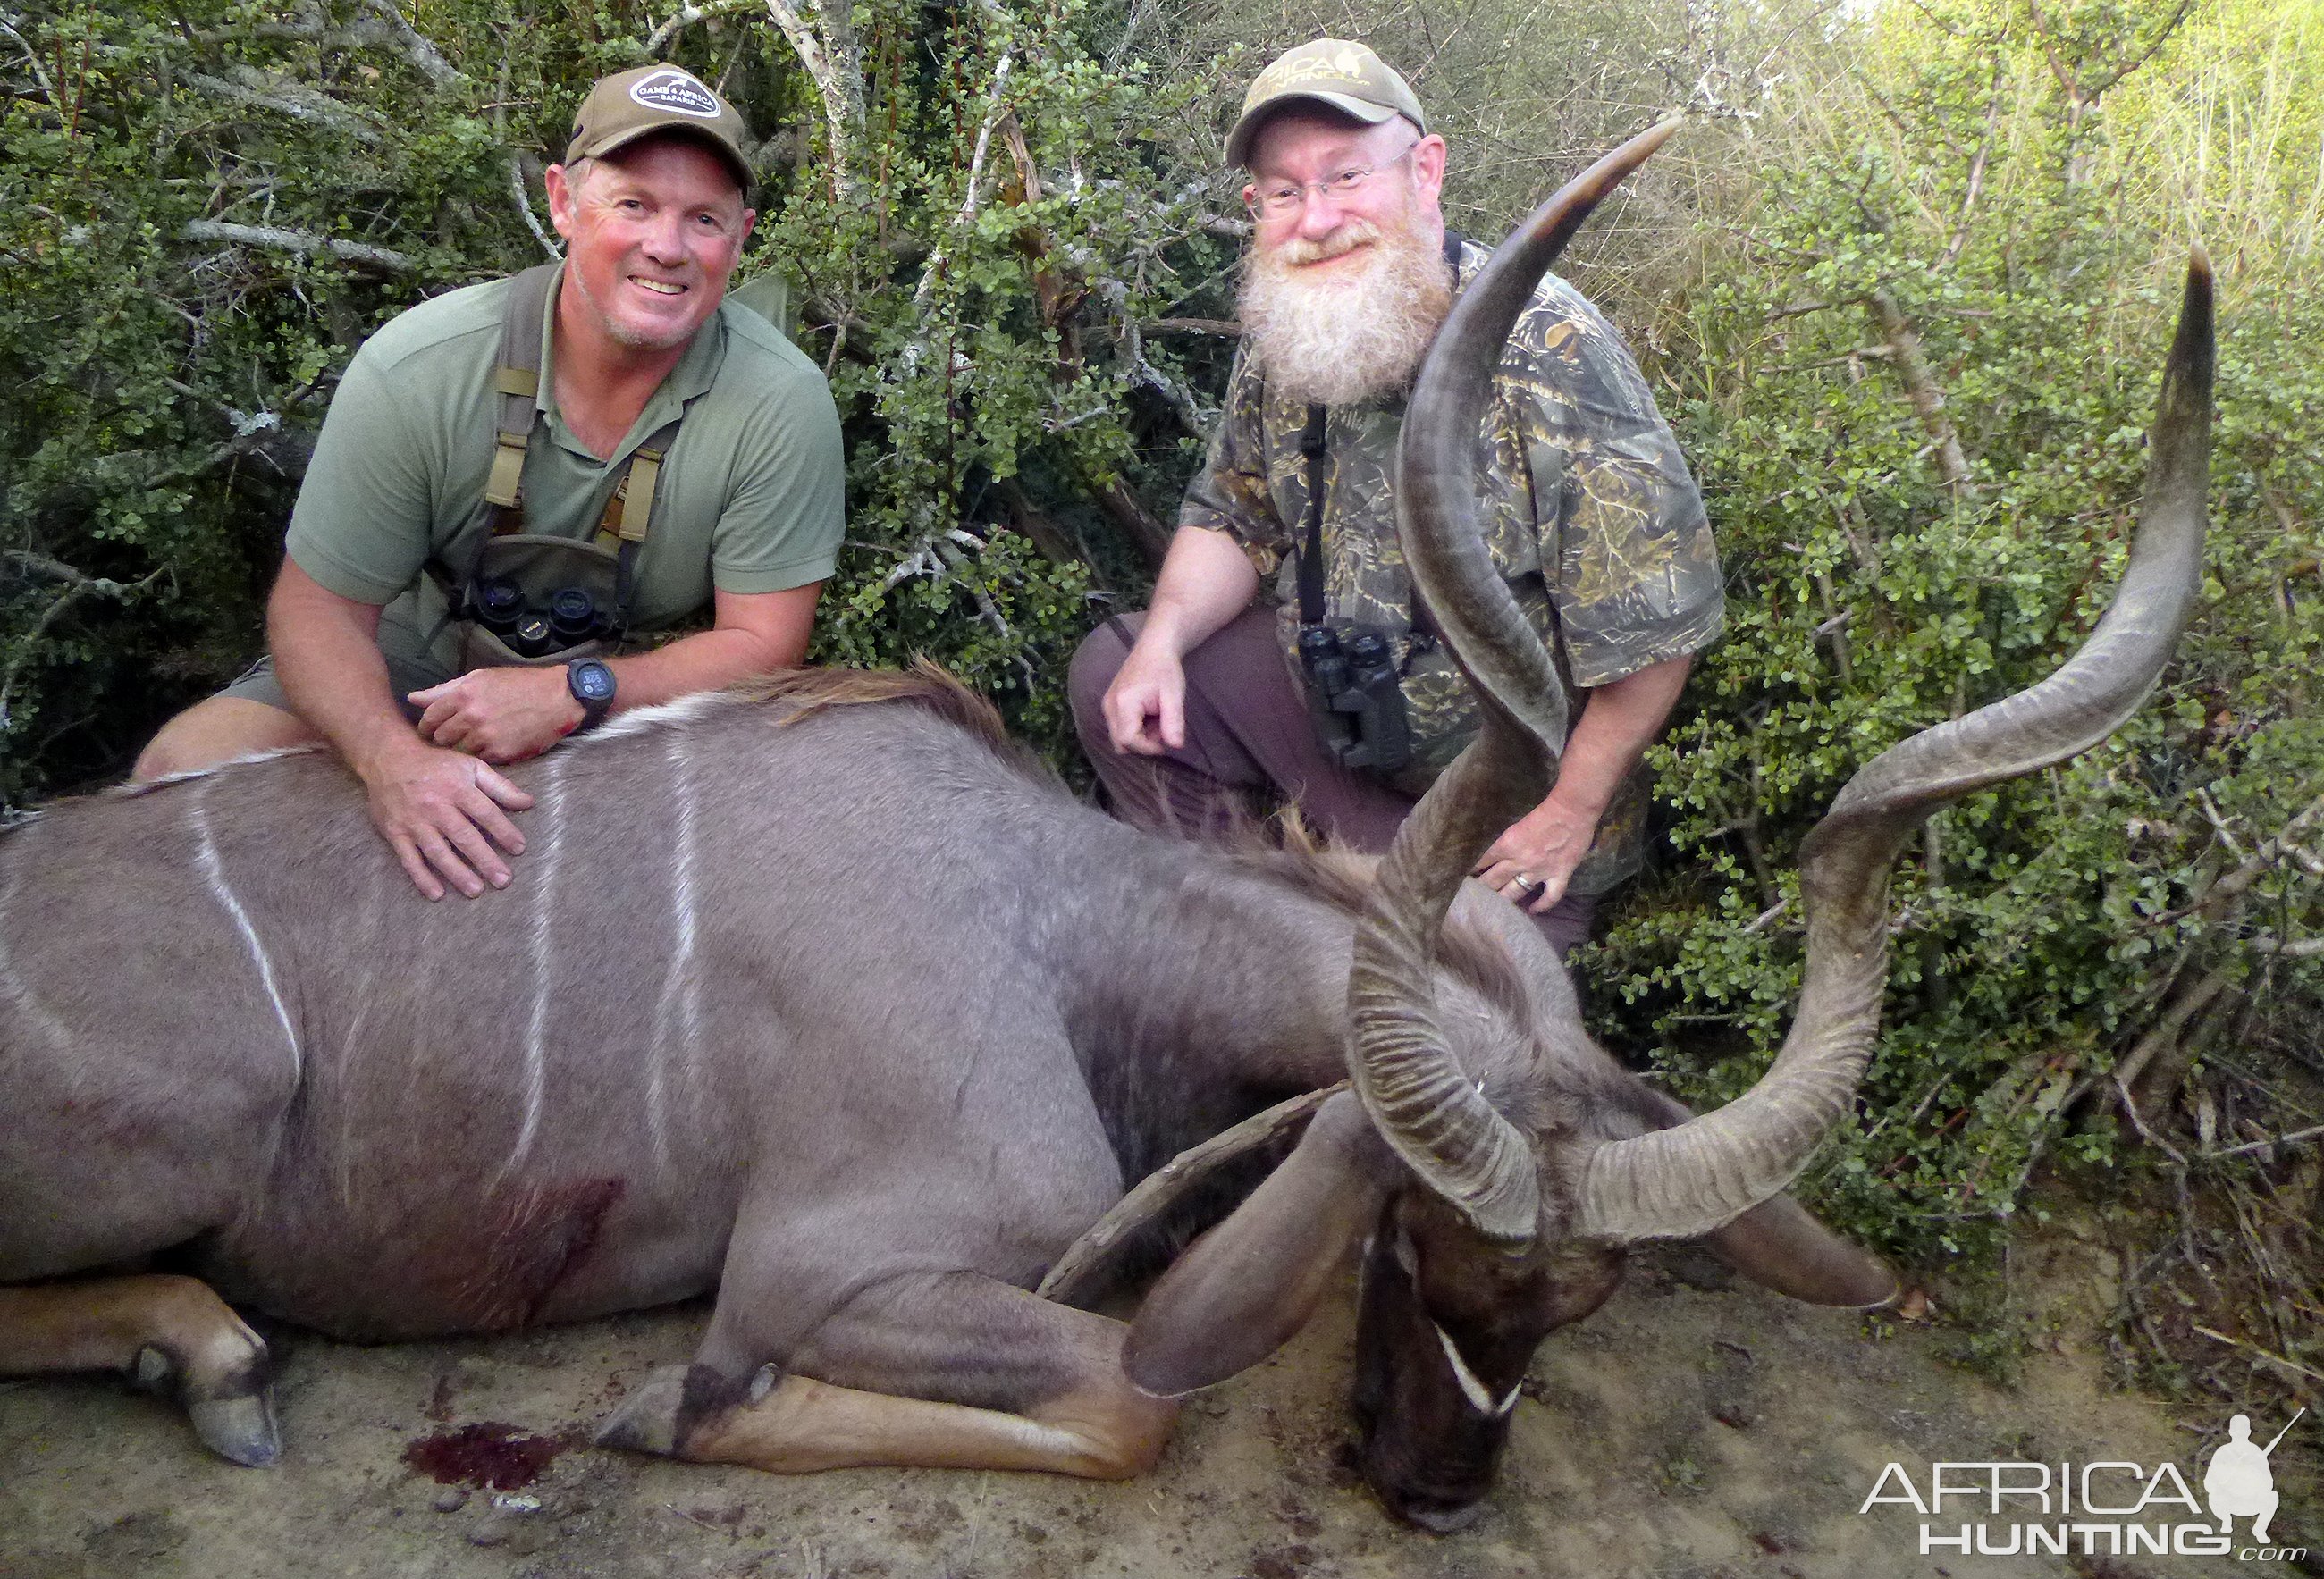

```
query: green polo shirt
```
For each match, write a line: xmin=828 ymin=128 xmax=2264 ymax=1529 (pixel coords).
xmin=285 ymin=264 xmax=845 ymax=675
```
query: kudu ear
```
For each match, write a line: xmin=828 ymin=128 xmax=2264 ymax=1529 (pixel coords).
xmin=1124 ymin=1092 xmax=1398 ymax=1396
xmin=1608 ymin=1079 xmax=1896 ymax=1308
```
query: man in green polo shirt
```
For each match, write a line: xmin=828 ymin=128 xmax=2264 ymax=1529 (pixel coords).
xmin=134 ymin=65 xmax=845 ymax=903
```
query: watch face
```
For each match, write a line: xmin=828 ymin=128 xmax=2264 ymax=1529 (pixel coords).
xmin=573 ymin=663 xmax=616 ymax=703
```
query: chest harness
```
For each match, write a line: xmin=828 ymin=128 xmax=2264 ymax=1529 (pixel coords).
xmin=431 ymin=263 xmax=680 ymax=669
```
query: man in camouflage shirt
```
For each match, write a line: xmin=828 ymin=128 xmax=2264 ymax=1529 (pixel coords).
xmin=1068 ymin=38 xmax=1722 ymax=953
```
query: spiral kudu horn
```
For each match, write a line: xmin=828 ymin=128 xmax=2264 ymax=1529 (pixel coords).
xmin=1347 ymin=121 xmax=1685 ymax=1244
xmin=1572 ymin=251 xmax=2216 ymax=1243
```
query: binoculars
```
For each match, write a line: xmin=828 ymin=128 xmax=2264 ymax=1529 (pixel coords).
xmin=471 ymin=578 xmax=608 ymax=659
xmin=1296 ymin=623 xmax=1412 ymax=774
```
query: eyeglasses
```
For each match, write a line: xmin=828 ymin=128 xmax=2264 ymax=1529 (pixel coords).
xmin=1246 ymin=143 xmax=1419 ymax=218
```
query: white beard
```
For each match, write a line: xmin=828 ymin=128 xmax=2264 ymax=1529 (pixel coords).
xmin=1238 ymin=217 xmax=1453 ymax=406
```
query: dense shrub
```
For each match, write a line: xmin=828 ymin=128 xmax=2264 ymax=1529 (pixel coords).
xmin=0 ymin=0 xmax=1239 ymax=797
xmin=1581 ymin=0 xmax=2323 ymax=1298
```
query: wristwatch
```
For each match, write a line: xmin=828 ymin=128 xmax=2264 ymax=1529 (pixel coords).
xmin=566 ymin=658 xmax=617 ymax=733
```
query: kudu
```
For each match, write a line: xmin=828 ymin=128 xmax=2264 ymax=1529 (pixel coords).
xmin=0 ymin=124 xmax=2211 ymax=1531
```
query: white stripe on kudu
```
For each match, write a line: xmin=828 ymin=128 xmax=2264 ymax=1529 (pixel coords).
xmin=1434 ymin=1323 xmax=1520 ymax=1418
xmin=645 ymin=733 xmax=701 ymax=1176
xmin=509 ymin=753 xmax=568 ymax=1172
xmin=191 ymin=781 xmax=301 ymax=1082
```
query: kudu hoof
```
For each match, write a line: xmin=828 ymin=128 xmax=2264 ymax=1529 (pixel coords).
xmin=597 ymin=1362 xmax=779 ymax=1459
xmin=132 ymin=1342 xmax=282 ymax=1467
xmin=189 ymin=1391 xmax=282 ymax=1467
xmin=594 ymin=1363 xmax=697 ymax=1456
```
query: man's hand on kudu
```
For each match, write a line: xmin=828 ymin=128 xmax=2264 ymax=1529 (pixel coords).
xmin=361 ymin=738 xmax=535 ymax=901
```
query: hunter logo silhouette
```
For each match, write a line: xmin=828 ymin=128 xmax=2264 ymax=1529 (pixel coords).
xmin=2204 ymin=1409 xmax=2303 ymax=1544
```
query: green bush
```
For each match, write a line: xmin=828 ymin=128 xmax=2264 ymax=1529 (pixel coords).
xmin=1585 ymin=0 xmax=2324 ymax=1268
xmin=0 ymin=0 xmax=1240 ymax=798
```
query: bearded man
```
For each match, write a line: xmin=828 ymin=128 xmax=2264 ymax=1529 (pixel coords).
xmin=1069 ymin=39 xmax=1722 ymax=953
xmin=135 ymin=67 xmax=845 ymax=903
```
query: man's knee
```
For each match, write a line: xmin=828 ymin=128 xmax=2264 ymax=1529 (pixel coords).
xmin=132 ymin=697 xmax=316 ymax=782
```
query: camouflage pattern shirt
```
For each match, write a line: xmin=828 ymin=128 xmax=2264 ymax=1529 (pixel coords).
xmin=1181 ymin=239 xmax=1722 ymax=894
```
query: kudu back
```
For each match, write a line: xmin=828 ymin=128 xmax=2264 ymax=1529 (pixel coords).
xmin=0 ymin=127 xmax=2212 ymax=1529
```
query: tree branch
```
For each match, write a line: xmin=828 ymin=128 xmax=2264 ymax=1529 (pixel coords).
xmin=905 ymin=54 xmax=1015 ymax=332
xmin=1936 ymin=62 xmax=2003 ymax=271
xmin=359 ymin=0 xmax=458 ymax=87
xmin=2079 ymin=0 xmax=2196 ymax=100
xmin=1083 ymin=470 xmax=1172 ymax=569
xmin=762 ymin=0 xmax=863 ymax=201
xmin=2022 ymin=0 xmax=2089 ymax=113
xmin=508 ymin=156 xmax=560 ymax=261
xmin=1143 ymin=315 xmax=1240 ymax=337
xmin=181 ymin=68 xmax=384 ymax=143
xmin=180 ymin=218 xmax=417 ymax=273
xmin=1865 ymin=290 xmax=1972 ymax=491
xmin=990 ymin=475 xmax=1091 ymax=571
xmin=0 ymin=11 xmax=63 ymax=112
xmin=0 ymin=563 xmax=165 ymax=735
xmin=2181 ymin=791 xmax=2324 ymax=915
xmin=647 ymin=0 xmax=763 ymax=55
xmin=2111 ymin=964 xmax=2235 ymax=1114
xmin=4 ymin=550 xmax=91 ymax=585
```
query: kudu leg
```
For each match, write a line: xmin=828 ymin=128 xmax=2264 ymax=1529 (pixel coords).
xmin=0 ymin=1274 xmax=279 ymax=1466
xmin=597 ymin=1272 xmax=1176 ymax=1479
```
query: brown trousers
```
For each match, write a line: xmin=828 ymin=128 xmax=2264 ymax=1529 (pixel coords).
xmin=1067 ymin=606 xmax=1595 ymax=958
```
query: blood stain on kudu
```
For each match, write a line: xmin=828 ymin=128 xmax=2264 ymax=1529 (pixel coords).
xmin=433 ymin=1177 xmax=627 ymax=1331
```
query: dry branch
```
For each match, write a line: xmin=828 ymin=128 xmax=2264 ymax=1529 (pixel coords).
xmin=1937 ymin=63 xmax=2004 ymax=270
xmin=2184 ymin=791 xmax=2324 ymax=914
xmin=507 ymin=157 xmax=560 ymax=262
xmin=647 ymin=0 xmax=763 ymax=55
xmin=762 ymin=0 xmax=863 ymax=200
xmin=183 ymin=69 xmax=383 ymax=143
xmin=360 ymin=0 xmax=457 ymax=86
xmin=1143 ymin=316 xmax=1240 ymax=338
xmin=0 ymin=12 xmax=62 ymax=112
xmin=1865 ymin=290 xmax=1972 ymax=491
xmin=2117 ymin=964 xmax=2234 ymax=1113
xmin=181 ymin=219 xmax=417 ymax=273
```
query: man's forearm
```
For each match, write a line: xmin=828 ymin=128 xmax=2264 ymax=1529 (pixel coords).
xmin=1136 ymin=525 xmax=1262 ymax=656
xmin=268 ymin=566 xmax=421 ymax=778
xmin=1541 ymin=656 xmax=1694 ymax=824
xmin=602 ymin=626 xmax=787 ymax=714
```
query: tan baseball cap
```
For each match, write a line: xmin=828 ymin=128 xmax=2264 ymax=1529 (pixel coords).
xmin=564 ymin=65 xmax=754 ymax=192
xmin=1224 ymin=38 xmax=1427 ymax=169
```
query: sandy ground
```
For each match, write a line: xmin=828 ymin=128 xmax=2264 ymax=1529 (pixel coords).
xmin=8 ymin=1230 xmax=2290 ymax=1579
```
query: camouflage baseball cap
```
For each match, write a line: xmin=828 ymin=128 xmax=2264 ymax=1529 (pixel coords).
xmin=1224 ymin=38 xmax=1427 ymax=169
xmin=564 ymin=65 xmax=753 ymax=192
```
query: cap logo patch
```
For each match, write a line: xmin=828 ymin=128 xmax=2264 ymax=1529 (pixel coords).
xmin=1245 ymin=46 xmax=1372 ymax=108
xmin=629 ymin=68 xmax=720 ymax=118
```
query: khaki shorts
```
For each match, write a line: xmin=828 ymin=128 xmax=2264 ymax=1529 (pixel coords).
xmin=217 ymin=649 xmax=456 ymax=722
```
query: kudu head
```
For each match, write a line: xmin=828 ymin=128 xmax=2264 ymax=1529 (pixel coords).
xmin=1124 ymin=120 xmax=2216 ymax=1531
